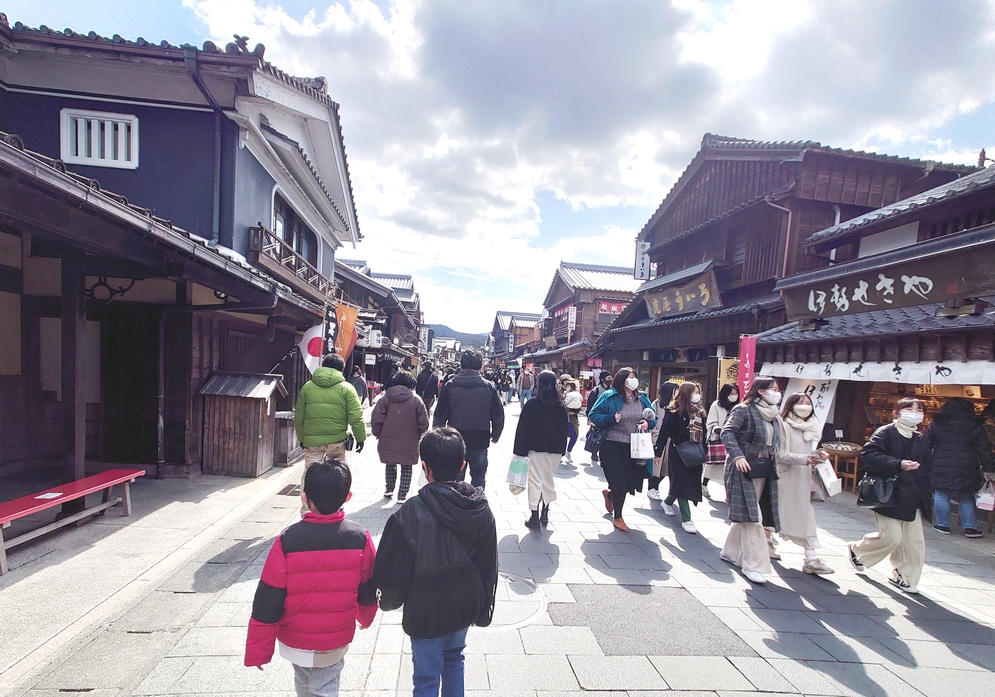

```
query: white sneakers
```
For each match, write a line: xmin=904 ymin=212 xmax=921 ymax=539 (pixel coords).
xmin=647 ymin=488 xmax=663 ymax=501
xmin=743 ymin=570 xmax=768 ymax=584
xmin=681 ymin=521 xmax=697 ymax=534
xmin=661 ymin=502 xmax=675 ymax=516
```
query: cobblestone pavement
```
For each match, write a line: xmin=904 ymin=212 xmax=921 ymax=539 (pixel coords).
xmin=3 ymin=402 xmax=995 ymax=696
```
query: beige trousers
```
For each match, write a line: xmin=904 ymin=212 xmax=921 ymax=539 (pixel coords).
xmin=527 ymin=451 xmax=560 ymax=510
xmin=301 ymin=442 xmax=347 ymax=514
xmin=852 ymin=511 xmax=926 ymax=588
xmin=722 ymin=478 xmax=772 ymax=575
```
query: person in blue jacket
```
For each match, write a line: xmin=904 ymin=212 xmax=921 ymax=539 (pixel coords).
xmin=587 ymin=367 xmax=656 ymax=531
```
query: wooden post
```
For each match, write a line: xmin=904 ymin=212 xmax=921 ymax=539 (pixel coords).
xmin=61 ymin=251 xmax=86 ymax=484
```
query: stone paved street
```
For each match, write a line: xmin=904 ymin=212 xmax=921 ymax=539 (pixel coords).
xmin=3 ymin=402 xmax=995 ymax=696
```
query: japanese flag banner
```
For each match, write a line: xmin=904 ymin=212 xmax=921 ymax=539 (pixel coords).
xmin=298 ymin=324 xmax=325 ymax=375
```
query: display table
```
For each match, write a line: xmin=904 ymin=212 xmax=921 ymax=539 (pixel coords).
xmin=822 ymin=442 xmax=862 ymax=494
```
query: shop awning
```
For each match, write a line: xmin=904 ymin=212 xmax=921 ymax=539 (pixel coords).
xmin=761 ymin=359 xmax=995 ymax=386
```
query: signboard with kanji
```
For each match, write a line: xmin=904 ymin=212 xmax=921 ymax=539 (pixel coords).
xmin=597 ymin=299 xmax=628 ymax=314
xmin=781 ymin=240 xmax=995 ymax=321
xmin=635 ymin=239 xmax=651 ymax=280
xmin=738 ymin=335 xmax=756 ymax=397
xmin=644 ymin=269 xmax=722 ymax=319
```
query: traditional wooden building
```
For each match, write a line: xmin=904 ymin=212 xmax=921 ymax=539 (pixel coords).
xmin=600 ymin=133 xmax=974 ymax=400
xmin=0 ymin=17 xmax=359 ymax=482
xmin=522 ymin=262 xmax=640 ymax=376
xmin=757 ymin=163 xmax=995 ymax=443
xmin=488 ymin=311 xmax=541 ymax=365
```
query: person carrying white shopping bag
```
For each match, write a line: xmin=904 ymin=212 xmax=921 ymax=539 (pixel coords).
xmin=512 ymin=370 xmax=569 ymax=530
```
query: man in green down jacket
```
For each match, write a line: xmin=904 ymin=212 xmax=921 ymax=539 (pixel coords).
xmin=294 ymin=354 xmax=366 ymax=508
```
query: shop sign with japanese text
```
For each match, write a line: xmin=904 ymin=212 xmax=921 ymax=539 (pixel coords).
xmin=597 ymin=299 xmax=628 ymax=314
xmin=782 ymin=243 xmax=995 ymax=320
xmin=643 ymin=269 xmax=722 ymax=319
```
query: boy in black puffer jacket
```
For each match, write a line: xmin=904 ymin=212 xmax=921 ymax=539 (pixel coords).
xmin=923 ymin=397 xmax=995 ymax=538
xmin=373 ymin=427 xmax=498 ymax=697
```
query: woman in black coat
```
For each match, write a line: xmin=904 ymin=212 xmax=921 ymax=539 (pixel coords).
xmin=655 ymin=381 xmax=705 ymax=535
xmin=513 ymin=370 xmax=569 ymax=530
xmin=923 ymin=397 xmax=994 ymax=538
xmin=848 ymin=397 xmax=932 ymax=594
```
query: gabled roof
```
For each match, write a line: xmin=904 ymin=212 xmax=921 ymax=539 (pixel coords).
xmin=638 ymin=132 xmax=977 ymax=242
xmin=371 ymin=273 xmax=414 ymax=291
xmin=806 ymin=165 xmax=995 ymax=250
xmin=495 ymin=311 xmax=543 ymax=332
xmin=542 ymin=262 xmax=642 ymax=307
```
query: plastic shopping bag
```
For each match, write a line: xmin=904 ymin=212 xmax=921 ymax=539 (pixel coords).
xmin=815 ymin=460 xmax=842 ymax=497
xmin=630 ymin=432 xmax=654 ymax=459
xmin=507 ymin=456 xmax=530 ymax=495
xmin=977 ymin=481 xmax=995 ymax=512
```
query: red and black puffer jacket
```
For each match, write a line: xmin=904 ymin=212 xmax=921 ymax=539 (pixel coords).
xmin=244 ymin=511 xmax=377 ymax=666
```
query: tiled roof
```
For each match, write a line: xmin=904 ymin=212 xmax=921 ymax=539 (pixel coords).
xmin=338 ymin=259 xmax=367 ymax=268
xmin=756 ymin=296 xmax=995 ymax=345
xmin=806 ymin=165 xmax=995 ymax=248
xmin=608 ymin=295 xmax=782 ymax=335
xmin=636 ymin=260 xmax=714 ymax=293
xmin=495 ymin=311 xmax=542 ymax=331
xmin=371 ymin=273 xmax=414 ymax=291
xmin=638 ymin=132 xmax=977 ymax=241
xmin=0 ymin=130 xmax=321 ymax=315
xmin=521 ymin=339 xmax=593 ymax=360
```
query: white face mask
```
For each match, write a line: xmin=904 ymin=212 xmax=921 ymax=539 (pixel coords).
xmin=898 ymin=410 xmax=924 ymax=426
xmin=793 ymin=404 xmax=813 ymax=418
xmin=690 ymin=393 xmax=702 ymax=404
xmin=728 ymin=394 xmax=739 ymax=403
xmin=625 ymin=377 xmax=639 ymax=391
xmin=763 ymin=390 xmax=782 ymax=406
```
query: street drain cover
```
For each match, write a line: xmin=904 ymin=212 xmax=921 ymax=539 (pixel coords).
xmin=474 ymin=573 xmax=547 ymax=633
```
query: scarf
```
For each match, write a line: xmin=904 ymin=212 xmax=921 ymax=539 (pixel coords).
xmin=893 ymin=418 xmax=917 ymax=439
xmin=689 ymin=404 xmax=705 ymax=444
xmin=785 ymin=413 xmax=822 ymax=442
xmin=754 ymin=401 xmax=782 ymax=453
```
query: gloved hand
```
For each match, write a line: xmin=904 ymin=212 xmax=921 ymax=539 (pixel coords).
xmin=356 ymin=440 xmax=365 ymax=453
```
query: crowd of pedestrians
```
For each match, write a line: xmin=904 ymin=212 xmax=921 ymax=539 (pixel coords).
xmin=269 ymin=349 xmax=995 ymax=696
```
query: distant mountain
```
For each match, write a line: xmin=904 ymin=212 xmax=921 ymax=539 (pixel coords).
xmin=429 ymin=324 xmax=488 ymax=348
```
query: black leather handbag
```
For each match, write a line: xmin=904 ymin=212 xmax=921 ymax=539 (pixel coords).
xmin=584 ymin=425 xmax=609 ymax=454
xmin=674 ymin=439 xmax=707 ymax=468
xmin=856 ymin=475 xmax=896 ymax=506
xmin=744 ymin=456 xmax=776 ymax=480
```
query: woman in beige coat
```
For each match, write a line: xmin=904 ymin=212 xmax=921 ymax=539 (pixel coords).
xmin=776 ymin=393 xmax=833 ymax=575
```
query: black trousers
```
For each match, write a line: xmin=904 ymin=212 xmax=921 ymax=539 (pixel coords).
xmin=600 ymin=440 xmax=643 ymax=519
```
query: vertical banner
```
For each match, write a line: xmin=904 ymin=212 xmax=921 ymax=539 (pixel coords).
xmin=718 ymin=357 xmax=739 ymax=394
xmin=324 ymin=305 xmax=339 ymax=356
xmin=737 ymin=335 xmax=757 ymax=397
xmin=567 ymin=305 xmax=577 ymax=331
xmin=785 ymin=377 xmax=838 ymax=427
xmin=634 ymin=239 xmax=651 ymax=280
xmin=335 ymin=305 xmax=360 ymax=361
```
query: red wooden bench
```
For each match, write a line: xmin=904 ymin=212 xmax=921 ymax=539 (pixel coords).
xmin=0 ymin=468 xmax=145 ymax=574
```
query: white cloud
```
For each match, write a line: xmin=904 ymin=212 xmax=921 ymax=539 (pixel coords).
xmin=183 ymin=0 xmax=995 ymax=332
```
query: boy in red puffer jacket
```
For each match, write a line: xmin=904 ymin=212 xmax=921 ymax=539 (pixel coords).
xmin=245 ymin=458 xmax=377 ymax=696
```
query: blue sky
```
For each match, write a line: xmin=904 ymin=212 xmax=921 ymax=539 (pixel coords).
xmin=4 ymin=1 xmax=993 ymax=332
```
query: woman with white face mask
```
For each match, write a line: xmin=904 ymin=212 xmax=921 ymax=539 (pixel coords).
xmin=847 ymin=398 xmax=932 ymax=594
xmin=655 ymin=382 xmax=707 ymax=534
xmin=586 ymin=367 xmax=656 ymax=531
xmin=718 ymin=376 xmax=783 ymax=585
xmin=776 ymin=394 xmax=833 ymax=575
xmin=703 ymin=382 xmax=739 ymax=499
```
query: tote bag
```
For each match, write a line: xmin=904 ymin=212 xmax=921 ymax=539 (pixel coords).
xmin=977 ymin=481 xmax=995 ymax=511
xmin=630 ymin=432 xmax=655 ymax=459
xmin=507 ymin=456 xmax=530 ymax=495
